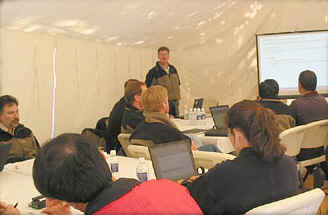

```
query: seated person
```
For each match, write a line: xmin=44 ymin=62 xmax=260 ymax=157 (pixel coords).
xmin=105 ymin=79 xmax=140 ymax=153
xmin=130 ymin=86 xmax=220 ymax=152
xmin=0 ymin=95 xmax=39 ymax=163
xmin=185 ymin=100 xmax=298 ymax=215
xmin=290 ymin=70 xmax=328 ymax=178
xmin=258 ymin=79 xmax=296 ymax=131
xmin=258 ymin=79 xmax=295 ymax=117
xmin=32 ymin=133 xmax=204 ymax=215
xmin=81 ymin=117 xmax=109 ymax=149
xmin=121 ymin=81 xmax=147 ymax=133
xmin=290 ymin=70 xmax=328 ymax=125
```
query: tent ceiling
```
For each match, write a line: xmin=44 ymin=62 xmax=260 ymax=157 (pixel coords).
xmin=1 ymin=0 xmax=266 ymax=49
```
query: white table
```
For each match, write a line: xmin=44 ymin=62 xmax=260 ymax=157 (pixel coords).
xmin=173 ymin=118 xmax=235 ymax=153
xmin=1 ymin=156 xmax=155 ymax=215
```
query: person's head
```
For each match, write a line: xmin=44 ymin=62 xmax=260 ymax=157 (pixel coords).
xmin=157 ymin=46 xmax=170 ymax=65
xmin=0 ymin=95 xmax=20 ymax=130
xmin=33 ymin=133 xmax=112 ymax=209
xmin=124 ymin=80 xmax=147 ymax=109
xmin=225 ymin=100 xmax=285 ymax=162
xmin=259 ymin=79 xmax=279 ymax=99
xmin=124 ymin=79 xmax=139 ymax=88
xmin=142 ymin=86 xmax=169 ymax=114
xmin=298 ymin=70 xmax=317 ymax=95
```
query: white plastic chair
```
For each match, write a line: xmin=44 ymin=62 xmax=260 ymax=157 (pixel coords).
xmin=279 ymin=124 xmax=307 ymax=157
xmin=299 ymin=120 xmax=328 ymax=181
xmin=245 ymin=188 xmax=325 ymax=215
xmin=117 ymin=133 xmax=132 ymax=157
xmin=192 ymin=150 xmax=236 ymax=169
xmin=127 ymin=144 xmax=150 ymax=160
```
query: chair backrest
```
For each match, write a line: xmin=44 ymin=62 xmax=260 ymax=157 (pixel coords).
xmin=245 ymin=188 xmax=325 ymax=215
xmin=127 ymin=144 xmax=150 ymax=160
xmin=279 ymin=125 xmax=307 ymax=157
xmin=117 ymin=133 xmax=132 ymax=157
xmin=302 ymin=119 xmax=328 ymax=149
xmin=192 ymin=150 xmax=236 ymax=169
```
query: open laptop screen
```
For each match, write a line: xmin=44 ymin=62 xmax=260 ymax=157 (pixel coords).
xmin=209 ymin=105 xmax=229 ymax=129
xmin=149 ymin=139 xmax=196 ymax=181
xmin=0 ymin=143 xmax=12 ymax=171
xmin=193 ymin=98 xmax=204 ymax=109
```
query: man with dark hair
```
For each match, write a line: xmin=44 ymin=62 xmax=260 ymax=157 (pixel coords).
xmin=0 ymin=95 xmax=39 ymax=163
xmin=105 ymin=79 xmax=139 ymax=153
xmin=33 ymin=133 xmax=203 ymax=215
xmin=121 ymin=81 xmax=146 ymax=133
xmin=258 ymin=79 xmax=295 ymax=118
xmin=290 ymin=70 xmax=328 ymax=125
xmin=145 ymin=46 xmax=181 ymax=118
xmin=290 ymin=70 xmax=328 ymax=179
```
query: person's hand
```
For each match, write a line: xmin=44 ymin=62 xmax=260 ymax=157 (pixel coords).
xmin=42 ymin=204 xmax=71 ymax=215
xmin=0 ymin=202 xmax=20 ymax=215
xmin=191 ymin=141 xmax=198 ymax=151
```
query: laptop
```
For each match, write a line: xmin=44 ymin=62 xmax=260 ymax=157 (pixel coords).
xmin=205 ymin=105 xmax=229 ymax=137
xmin=0 ymin=143 xmax=12 ymax=172
xmin=193 ymin=98 xmax=204 ymax=109
xmin=148 ymin=139 xmax=197 ymax=181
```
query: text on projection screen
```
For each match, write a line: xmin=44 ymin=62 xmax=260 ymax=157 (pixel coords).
xmin=257 ymin=31 xmax=328 ymax=96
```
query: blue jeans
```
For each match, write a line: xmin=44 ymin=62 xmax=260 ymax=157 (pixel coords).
xmin=186 ymin=134 xmax=221 ymax=152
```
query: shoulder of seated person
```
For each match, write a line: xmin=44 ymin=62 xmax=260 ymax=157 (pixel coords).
xmin=14 ymin=124 xmax=33 ymax=138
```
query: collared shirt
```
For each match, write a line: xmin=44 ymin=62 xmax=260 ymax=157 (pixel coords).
xmin=290 ymin=91 xmax=328 ymax=125
xmin=0 ymin=122 xmax=14 ymax=135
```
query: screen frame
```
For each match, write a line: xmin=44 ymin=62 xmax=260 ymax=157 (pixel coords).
xmin=256 ymin=30 xmax=328 ymax=99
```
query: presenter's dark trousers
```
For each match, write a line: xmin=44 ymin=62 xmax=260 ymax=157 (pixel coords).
xmin=169 ymin=100 xmax=179 ymax=118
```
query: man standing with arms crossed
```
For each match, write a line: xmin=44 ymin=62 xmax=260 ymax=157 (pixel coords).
xmin=145 ymin=47 xmax=181 ymax=118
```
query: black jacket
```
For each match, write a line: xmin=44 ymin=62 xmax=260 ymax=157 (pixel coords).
xmin=105 ymin=97 xmax=126 ymax=152
xmin=121 ymin=104 xmax=145 ymax=133
xmin=186 ymin=147 xmax=298 ymax=215
xmin=0 ymin=124 xmax=40 ymax=163
xmin=145 ymin=62 xmax=181 ymax=101
xmin=258 ymin=99 xmax=296 ymax=119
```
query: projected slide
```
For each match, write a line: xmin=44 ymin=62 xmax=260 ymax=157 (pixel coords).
xmin=257 ymin=31 xmax=328 ymax=96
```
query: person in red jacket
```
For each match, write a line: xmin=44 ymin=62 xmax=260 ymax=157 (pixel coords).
xmin=32 ymin=133 xmax=203 ymax=215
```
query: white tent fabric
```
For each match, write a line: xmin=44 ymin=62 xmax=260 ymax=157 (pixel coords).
xmin=1 ymin=0 xmax=328 ymax=143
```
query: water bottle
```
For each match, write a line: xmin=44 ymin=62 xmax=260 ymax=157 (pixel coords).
xmin=184 ymin=108 xmax=189 ymax=120
xmin=201 ymin=108 xmax=206 ymax=120
xmin=196 ymin=108 xmax=201 ymax=120
xmin=109 ymin=150 xmax=119 ymax=177
xmin=136 ymin=157 xmax=148 ymax=182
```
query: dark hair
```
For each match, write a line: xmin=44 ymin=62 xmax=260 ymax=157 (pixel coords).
xmin=299 ymin=70 xmax=317 ymax=91
xmin=0 ymin=95 xmax=18 ymax=113
xmin=124 ymin=81 xmax=145 ymax=105
xmin=158 ymin=46 xmax=170 ymax=54
xmin=259 ymin=79 xmax=279 ymax=99
xmin=225 ymin=100 xmax=286 ymax=162
xmin=33 ymin=133 xmax=112 ymax=203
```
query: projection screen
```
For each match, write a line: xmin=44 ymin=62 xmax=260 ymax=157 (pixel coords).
xmin=257 ymin=30 xmax=328 ymax=97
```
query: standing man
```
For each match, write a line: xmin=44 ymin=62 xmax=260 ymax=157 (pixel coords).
xmin=145 ymin=47 xmax=181 ymax=118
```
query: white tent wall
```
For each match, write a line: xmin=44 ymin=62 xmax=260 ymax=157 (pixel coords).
xmin=0 ymin=29 xmax=156 ymax=144
xmin=173 ymin=0 xmax=328 ymax=110
xmin=2 ymin=0 xmax=328 ymax=143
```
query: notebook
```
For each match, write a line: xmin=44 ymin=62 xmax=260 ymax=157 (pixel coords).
xmin=148 ymin=139 xmax=196 ymax=181
xmin=205 ymin=105 xmax=229 ymax=137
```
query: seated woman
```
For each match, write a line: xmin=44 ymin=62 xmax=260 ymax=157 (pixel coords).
xmin=185 ymin=100 xmax=298 ymax=215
